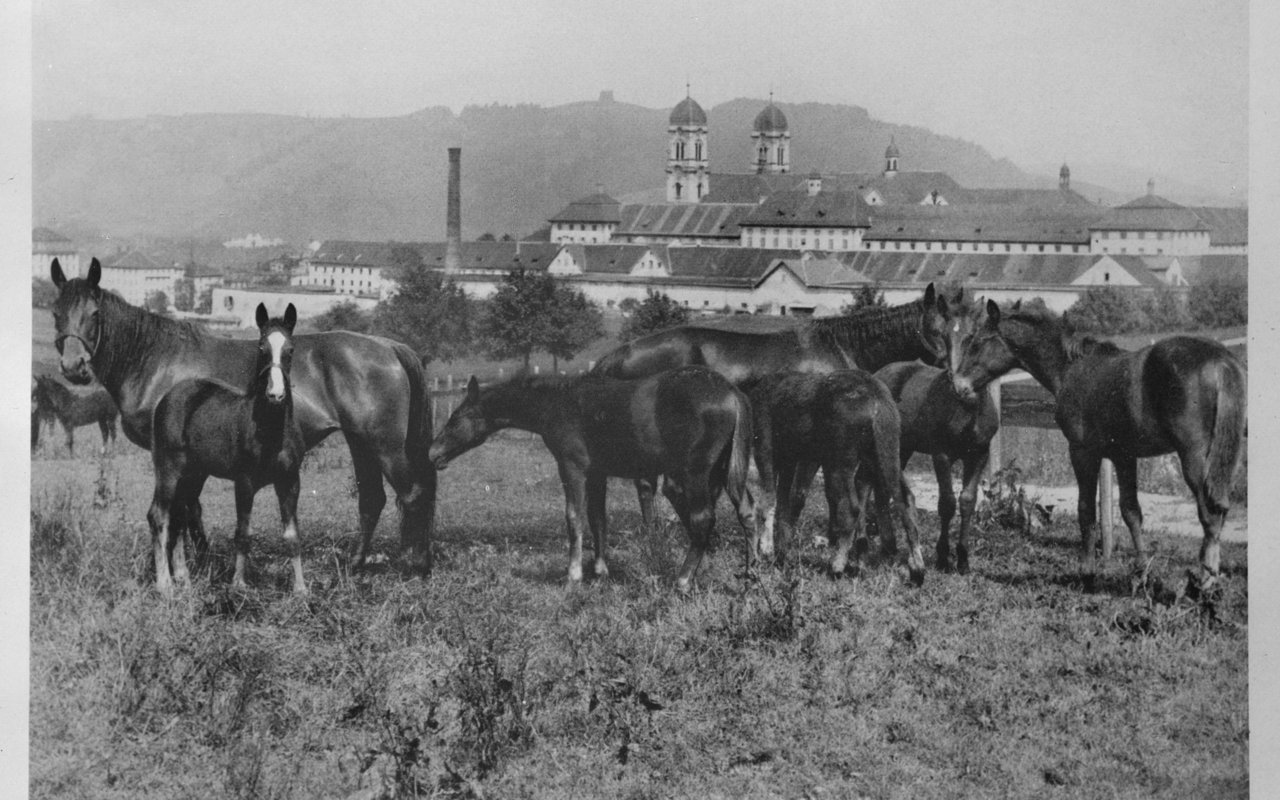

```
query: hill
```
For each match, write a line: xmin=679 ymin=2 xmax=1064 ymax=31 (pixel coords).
xmin=32 ymin=98 xmax=1230 ymax=245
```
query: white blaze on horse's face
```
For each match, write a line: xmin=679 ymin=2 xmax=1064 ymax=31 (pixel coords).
xmin=265 ymin=330 xmax=288 ymax=403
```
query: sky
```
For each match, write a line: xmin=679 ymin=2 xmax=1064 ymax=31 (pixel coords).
xmin=31 ymin=0 xmax=1249 ymax=199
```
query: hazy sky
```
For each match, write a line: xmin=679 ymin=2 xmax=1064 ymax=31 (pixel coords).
xmin=32 ymin=0 xmax=1248 ymax=197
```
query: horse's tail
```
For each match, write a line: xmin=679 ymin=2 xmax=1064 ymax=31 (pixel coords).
xmin=723 ymin=387 xmax=755 ymax=522
xmin=391 ymin=342 xmax=433 ymax=474
xmin=591 ymin=342 xmax=630 ymax=376
xmin=1205 ymin=355 xmax=1247 ymax=512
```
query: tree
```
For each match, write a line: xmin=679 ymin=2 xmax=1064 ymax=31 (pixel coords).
xmin=481 ymin=269 xmax=559 ymax=367
xmin=1138 ymin=286 xmax=1193 ymax=331
xmin=1187 ymin=274 xmax=1247 ymax=329
xmin=144 ymin=290 xmax=170 ymax=316
xmin=545 ymin=285 xmax=604 ymax=371
xmin=840 ymin=284 xmax=885 ymax=314
xmin=310 ymin=300 xmax=373 ymax=333
xmin=195 ymin=286 xmax=214 ymax=314
xmin=373 ymin=245 xmax=478 ymax=362
xmin=1064 ymin=286 xmax=1149 ymax=334
xmin=619 ymin=290 xmax=690 ymax=342
xmin=172 ymin=277 xmax=195 ymax=312
xmin=32 ymin=277 xmax=58 ymax=309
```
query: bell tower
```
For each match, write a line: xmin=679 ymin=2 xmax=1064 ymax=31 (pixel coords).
xmin=666 ymin=86 xmax=709 ymax=203
xmin=751 ymin=94 xmax=790 ymax=175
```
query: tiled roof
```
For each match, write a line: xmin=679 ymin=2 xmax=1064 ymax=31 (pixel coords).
xmin=32 ymin=226 xmax=72 ymax=243
xmin=965 ymin=187 xmax=1095 ymax=208
xmin=616 ymin=203 xmax=754 ymax=239
xmin=418 ymin=241 xmax=561 ymax=272
xmin=742 ymin=190 xmax=870 ymax=228
xmin=559 ymin=244 xmax=660 ymax=275
xmin=700 ymin=173 xmax=807 ymax=203
xmin=865 ymin=204 xmax=1099 ymax=244
xmin=766 ymin=257 xmax=872 ymax=287
xmin=827 ymin=251 xmax=1162 ymax=288
xmin=666 ymin=247 xmax=801 ymax=284
xmin=103 ymin=249 xmax=180 ymax=271
xmin=548 ymin=193 xmax=622 ymax=223
xmin=310 ymin=241 xmax=401 ymax=267
xmin=1092 ymin=204 xmax=1209 ymax=232
xmin=1189 ymin=207 xmax=1247 ymax=246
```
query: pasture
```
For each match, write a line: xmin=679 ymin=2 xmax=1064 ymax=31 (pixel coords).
xmin=31 ymin=430 xmax=1248 ymax=798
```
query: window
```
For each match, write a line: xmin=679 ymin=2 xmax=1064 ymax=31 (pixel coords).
xmin=695 ymin=142 xmax=703 ymax=161
xmin=777 ymin=146 xmax=785 ymax=165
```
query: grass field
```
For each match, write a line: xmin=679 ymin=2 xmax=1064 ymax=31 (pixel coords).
xmin=30 ymin=429 xmax=1249 ymax=799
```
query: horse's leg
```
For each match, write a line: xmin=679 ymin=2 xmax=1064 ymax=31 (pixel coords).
xmin=772 ymin=457 xmax=800 ymax=562
xmin=891 ymin=475 xmax=928 ymax=587
xmin=145 ymin=476 xmax=178 ymax=599
xmin=673 ymin=476 xmax=715 ymax=593
xmin=276 ymin=472 xmax=308 ymax=595
xmin=166 ymin=479 xmax=197 ymax=588
xmin=1112 ymin=456 xmax=1150 ymax=587
xmin=955 ymin=448 xmax=990 ymax=576
xmin=98 ymin=419 xmax=110 ymax=455
xmin=392 ymin=459 xmax=436 ymax=576
xmin=751 ymin=417 xmax=777 ymax=564
xmin=232 ymin=478 xmax=256 ymax=591
xmin=825 ymin=465 xmax=862 ymax=577
xmin=788 ymin=461 xmax=820 ymax=531
xmin=347 ymin=441 xmax=387 ymax=570
xmin=1068 ymin=445 xmax=1102 ymax=592
xmin=183 ymin=479 xmax=211 ymax=566
xmin=558 ymin=463 xmax=589 ymax=582
xmin=1178 ymin=447 xmax=1229 ymax=595
xmin=634 ymin=477 xmax=658 ymax=530
xmin=931 ymin=453 xmax=957 ymax=572
xmin=586 ymin=472 xmax=609 ymax=579
xmin=65 ymin=424 xmax=74 ymax=457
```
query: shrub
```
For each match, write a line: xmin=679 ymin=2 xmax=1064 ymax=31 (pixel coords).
xmin=1139 ymin=287 xmax=1194 ymax=331
xmin=840 ymin=284 xmax=885 ymax=314
xmin=619 ymin=290 xmax=690 ymax=342
xmin=1064 ymin=286 xmax=1149 ymax=334
xmin=308 ymin=300 xmax=372 ymax=334
xmin=1187 ymin=275 xmax=1247 ymax=329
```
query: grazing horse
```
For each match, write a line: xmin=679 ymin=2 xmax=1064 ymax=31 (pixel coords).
xmin=594 ymin=284 xmax=961 ymax=525
xmin=31 ymin=373 xmax=119 ymax=455
xmin=428 ymin=367 xmax=755 ymax=591
xmin=950 ymin=299 xmax=1247 ymax=593
xmin=148 ymin=304 xmax=307 ymax=597
xmin=50 ymin=258 xmax=436 ymax=573
xmin=747 ymin=370 xmax=926 ymax=584
xmin=870 ymin=360 xmax=998 ymax=574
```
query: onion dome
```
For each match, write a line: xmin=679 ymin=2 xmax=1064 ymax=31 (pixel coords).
xmin=886 ymin=138 xmax=901 ymax=159
xmin=669 ymin=96 xmax=707 ymax=127
xmin=753 ymin=102 xmax=788 ymax=132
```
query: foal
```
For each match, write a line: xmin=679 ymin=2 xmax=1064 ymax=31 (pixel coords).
xmin=870 ymin=361 xmax=998 ymax=574
xmin=147 ymin=303 xmax=307 ymax=597
xmin=747 ymin=370 xmax=927 ymax=584
xmin=429 ymin=367 xmax=755 ymax=591
xmin=31 ymin=374 xmax=119 ymax=455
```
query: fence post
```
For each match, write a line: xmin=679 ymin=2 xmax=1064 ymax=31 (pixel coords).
xmin=985 ymin=378 xmax=1003 ymax=479
xmin=446 ymin=374 xmax=453 ymax=391
xmin=1099 ymin=459 xmax=1115 ymax=559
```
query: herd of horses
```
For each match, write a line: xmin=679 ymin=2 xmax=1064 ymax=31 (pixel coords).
xmin=45 ymin=257 xmax=1247 ymax=600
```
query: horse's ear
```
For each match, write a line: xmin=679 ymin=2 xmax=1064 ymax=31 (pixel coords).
xmin=1011 ymin=298 xmax=1022 ymax=311
xmin=466 ymin=375 xmax=480 ymax=403
xmin=86 ymin=258 xmax=101 ymax=289
xmin=923 ymin=282 xmax=936 ymax=306
xmin=985 ymin=299 xmax=1001 ymax=328
xmin=283 ymin=303 xmax=297 ymax=331
xmin=51 ymin=258 xmax=66 ymax=288
xmin=255 ymin=303 xmax=269 ymax=329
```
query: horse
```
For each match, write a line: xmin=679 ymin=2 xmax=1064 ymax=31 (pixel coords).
xmin=31 ymin=373 xmax=119 ymax=456
xmin=148 ymin=304 xmax=307 ymax=597
xmin=950 ymin=298 xmax=1247 ymax=594
xmin=746 ymin=370 xmax=926 ymax=584
xmin=428 ymin=367 xmax=755 ymax=591
xmin=594 ymin=283 xmax=962 ymax=526
xmin=869 ymin=360 xmax=998 ymax=575
xmin=50 ymin=258 xmax=436 ymax=573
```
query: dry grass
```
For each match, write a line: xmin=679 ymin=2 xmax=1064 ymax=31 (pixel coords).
xmin=30 ymin=433 xmax=1248 ymax=799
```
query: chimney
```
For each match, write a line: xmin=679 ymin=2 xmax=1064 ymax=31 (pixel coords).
xmin=445 ymin=147 xmax=462 ymax=274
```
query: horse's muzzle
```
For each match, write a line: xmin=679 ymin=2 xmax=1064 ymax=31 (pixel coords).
xmin=59 ymin=357 xmax=93 ymax=385
xmin=950 ymin=376 xmax=979 ymax=405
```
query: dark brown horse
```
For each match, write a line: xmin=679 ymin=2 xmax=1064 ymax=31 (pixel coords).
xmin=870 ymin=360 xmax=998 ymax=574
xmin=428 ymin=367 xmax=755 ymax=591
xmin=950 ymin=299 xmax=1247 ymax=593
xmin=31 ymin=373 xmax=119 ymax=456
xmin=594 ymin=284 xmax=961 ymax=524
xmin=747 ymin=370 xmax=926 ymax=584
xmin=149 ymin=304 xmax=308 ymax=597
xmin=50 ymin=258 xmax=436 ymax=573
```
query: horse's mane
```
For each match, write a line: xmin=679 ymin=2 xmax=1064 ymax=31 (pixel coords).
xmin=1001 ymin=303 xmax=1123 ymax=362
xmin=90 ymin=287 xmax=209 ymax=378
xmin=805 ymin=297 xmax=925 ymax=355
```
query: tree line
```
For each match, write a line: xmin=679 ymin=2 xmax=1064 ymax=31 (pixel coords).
xmin=307 ymin=246 xmax=691 ymax=367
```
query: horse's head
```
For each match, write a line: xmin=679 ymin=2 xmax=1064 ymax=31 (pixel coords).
xmin=928 ymin=283 xmax=976 ymax=369
xmin=428 ymin=375 xmax=496 ymax=469
xmin=950 ymin=299 xmax=1019 ymax=402
xmin=50 ymin=258 xmax=104 ymax=385
xmin=255 ymin=303 xmax=297 ymax=405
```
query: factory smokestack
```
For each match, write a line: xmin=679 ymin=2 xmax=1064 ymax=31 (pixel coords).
xmin=445 ymin=147 xmax=462 ymax=274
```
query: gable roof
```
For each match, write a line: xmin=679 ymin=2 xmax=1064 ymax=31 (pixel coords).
xmin=742 ymin=190 xmax=870 ymax=228
xmin=1189 ymin=207 xmax=1247 ymax=246
xmin=825 ymin=251 xmax=1162 ymax=288
xmin=548 ymin=193 xmax=622 ymax=224
xmin=616 ymin=203 xmax=754 ymax=239
xmin=103 ymin=249 xmax=180 ymax=271
xmin=865 ymin=204 xmax=1099 ymax=244
xmin=762 ymin=257 xmax=871 ymax=288
xmin=558 ymin=244 xmax=660 ymax=274
xmin=32 ymin=226 xmax=72 ymax=243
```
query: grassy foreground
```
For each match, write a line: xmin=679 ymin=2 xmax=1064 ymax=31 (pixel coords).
xmin=31 ymin=434 xmax=1247 ymax=799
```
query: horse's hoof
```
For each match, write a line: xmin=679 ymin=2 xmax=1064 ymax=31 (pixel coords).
xmin=909 ymin=568 xmax=926 ymax=587
xmin=1081 ymin=573 xmax=1097 ymax=594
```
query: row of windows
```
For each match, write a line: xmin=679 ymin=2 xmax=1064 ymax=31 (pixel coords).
xmin=1104 ymin=230 xmax=1202 ymax=240
xmin=863 ymin=240 xmax=1084 ymax=254
xmin=672 ymin=141 xmax=705 ymax=161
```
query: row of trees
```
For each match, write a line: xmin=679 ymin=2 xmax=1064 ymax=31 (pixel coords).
xmin=1063 ymin=278 xmax=1247 ymax=334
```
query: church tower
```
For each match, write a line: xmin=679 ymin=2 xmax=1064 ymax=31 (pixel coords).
xmin=666 ymin=89 xmax=709 ymax=203
xmin=1059 ymin=162 xmax=1071 ymax=190
xmin=884 ymin=137 xmax=900 ymax=177
xmin=751 ymin=96 xmax=790 ymax=174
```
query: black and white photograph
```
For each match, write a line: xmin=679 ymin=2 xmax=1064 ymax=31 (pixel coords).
xmin=10 ymin=0 xmax=1272 ymax=796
